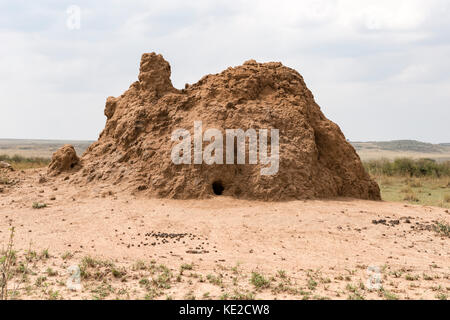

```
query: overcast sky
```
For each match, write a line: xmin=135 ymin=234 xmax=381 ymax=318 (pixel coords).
xmin=1 ymin=0 xmax=449 ymax=143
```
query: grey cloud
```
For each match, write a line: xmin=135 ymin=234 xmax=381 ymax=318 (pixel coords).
xmin=0 ymin=0 xmax=449 ymax=142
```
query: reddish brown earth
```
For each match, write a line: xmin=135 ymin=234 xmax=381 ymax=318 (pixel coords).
xmin=55 ymin=53 xmax=380 ymax=201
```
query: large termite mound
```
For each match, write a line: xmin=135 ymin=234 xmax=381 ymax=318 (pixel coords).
xmin=72 ymin=52 xmax=380 ymax=200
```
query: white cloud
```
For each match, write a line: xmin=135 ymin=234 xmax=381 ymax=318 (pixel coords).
xmin=0 ymin=0 xmax=449 ymax=142
xmin=336 ymin=0 xmax=428 ymax=31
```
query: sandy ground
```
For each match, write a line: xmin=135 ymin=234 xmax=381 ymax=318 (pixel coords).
xmin=0 ymin=169 xmax=449 ymax=300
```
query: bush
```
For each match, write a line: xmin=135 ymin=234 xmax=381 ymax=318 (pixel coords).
xmin=364 ymin=158 xmax=450 ymax=177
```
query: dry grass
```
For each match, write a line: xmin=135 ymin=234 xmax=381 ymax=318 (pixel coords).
xmin=374 ymin=175 xmax=450 ymax=208
xmin=1 ymin=228 xmax=16 ymax=300
xmin=445 ymin=194 xmax=450 ymax=203
xmin=0 ymin=155 xmax=50 ymax=170
xmin=403 ymin=192 xmax=419 ymax=202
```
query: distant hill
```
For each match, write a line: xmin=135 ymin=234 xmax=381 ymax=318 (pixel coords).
xmin=0 ymin=139 xmax=93 ymax=158
xmin=351 ymin=140 xmax=450 ymax=162
xmin=351 ymin=140 xmax=448 ymax=153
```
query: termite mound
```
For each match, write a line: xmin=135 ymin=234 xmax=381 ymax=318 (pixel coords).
xmin=61 ymin=53 xmax=380 ymax=201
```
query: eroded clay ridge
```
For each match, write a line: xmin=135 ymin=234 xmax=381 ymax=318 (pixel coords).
xmin=54 ymin=52 xmax=380 ymax=201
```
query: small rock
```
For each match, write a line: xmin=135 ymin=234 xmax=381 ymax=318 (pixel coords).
xmin=0 ymin=161 xmax=14 ymax=171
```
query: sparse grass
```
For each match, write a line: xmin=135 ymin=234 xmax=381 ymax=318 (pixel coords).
xmin=403 ymin=192 xmax=419 ymax=202
xmin=184 ymin=290 xmax=196 ymax=300
xmin=436 ymin=293 xmax=448 ymax=300
xmin=202 ymin=292 xmax=210 ymax=299
xmin=220 ymin=293 xmax=230 ymax=300
xmin=0 ymin=154 xmax=50 ymax=170
xmin=250 ymin=272 xmax=270 ymax=290
xmin=422 ymin=273 xmax=433 ymax=281
xmin=180 ymin=263 xmax=193 ymax=273
xmin=47 ymin=289 xmax=60 ymax=300
xmin=206 ymin=273 xmax=223 ymax=287
xmin=25 ymin=250 xmax=37 ymax=262
xmin=383 ymin=290 xmax=399 ymax=300
xmin=111 ymin=267 xmax=125 ymax=278
xmin=433 ymin=221 xmax=450 ymax=238
xmin=132 ymin=260 xmax=146 ymax=271
xmin=0 ymin=176 xmax=11 ymax=185
xmin=79 ymin=256 xmax=114 ymax=280
xmin=46 ymin=267 xmax=58 ymax=277
xmin=374 ymin=174 xmax=450 ymax=208
xmin=405 ymin=274 xmax=420 ymax=281
xmin=230 ymin=290 xmax=256 ymax=300
xmin=81 ymin=256 xmax=113 ymax=269
xmin=35 ymin=276 xmax=47 ymax=287
xmin=32 ymin=202 xmax=47 ymax=209
xmin=401 ymin=186 xmax=413 ymax=194
xmin=347 ymin=292 xmax=365 ymax=300
xmin=277 ymin=270 xmax=287 ymax=279
xmin=346 ymin=284 xmax=365 ymax=300
xmin=307 ymin=278 xmax=318 ymax=291
xmin=231 ymin=263 xmax=241 ymax=275
xmin=445 ymin=194 xmax=450 ymax=203
xmin=91 ymin=283 xmax=114 ymax=300
xmin=272 ymin=282 xmax=299 ymax=295
xmin=410 ymin=180 xmax=423 ymax=188
xmin=0 ymin=227 xmax=16 ymax=300
xmin=152 ymin=265 xmax=172 ymax=289
xmin=2 ymin=227 xmax=449 ymax=300
xmin=61 ymin=252 xmax=73 ymax=260
xmin=40 ymin=249 xmax=50 ymax=260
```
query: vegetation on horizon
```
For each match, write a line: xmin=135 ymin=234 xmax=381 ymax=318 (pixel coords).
xmin=364 ymin=158 xmax=450 ymax=177
xmin=0 ymin=154 xmax=50 ymax=170
xmin=1 ymin=152 xmax=449 ymax=208
xmin=364 ymin=159 xmax=450 ymax=208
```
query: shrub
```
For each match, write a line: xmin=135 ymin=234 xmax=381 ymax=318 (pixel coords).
xmin=364 ymin=158 xmax=450 ymax=177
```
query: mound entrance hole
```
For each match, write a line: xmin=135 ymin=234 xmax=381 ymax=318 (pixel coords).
xmin=212 ymin=181 xmax=225 ymax=196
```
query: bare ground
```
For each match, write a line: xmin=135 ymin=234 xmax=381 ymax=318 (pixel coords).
xmin=0 ymin=169 xmax=449 ymax=300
